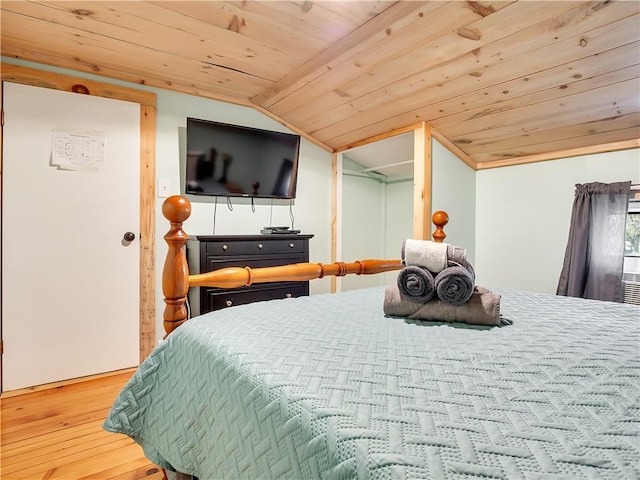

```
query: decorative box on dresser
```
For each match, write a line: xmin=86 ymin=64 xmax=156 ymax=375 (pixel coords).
xmin=186 ymin=234 xmax=314 ymax=316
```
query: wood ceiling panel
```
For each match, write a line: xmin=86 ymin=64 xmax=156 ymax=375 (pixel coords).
xmin=309 ymin=41 xmax=638 ymax=144
xmin=442 ymin=78 xmax=639 ymax=139
xmin=435 ymin=64 xmax=640 ymax=136
xmin=318 ymin=5 xmax=640 ymax=149
xmin=296 ymin=0 xmax=574 ymax=135
xmin=112 ymin=2 xmax=320 ymax=65
xmin=461 ymin=112 xmax=640 ymax=155
xmin=0 ymin=42 xmax=256 ymax=106
xmin=253 ymin=1 xmax=435 ymax=108
xmin=471 ymin=127 xmax=640 ymax=163
xmin=431 ymin=43 xmax=640 ymax=122
xmin=145 ymin=1 xmax=331 ymax=56
xmin=0 ymin=10 xmax=271 ymax=98
xmin=6 ymin=1 xmax=296 ymax=81
xmin=311 ymin=0 xmax=634 ymax=133
xmin=268 ymin=1 xmax=504 ymax=117
xmin=254 ymin=1 xmax=391 ymax=38
xmin=1 ymin=0 xmax=638 ymax=168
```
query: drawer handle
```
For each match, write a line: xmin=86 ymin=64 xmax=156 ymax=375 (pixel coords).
xmin=257 ymin=243 xmax=263 ymax=249
xmin=222 ymin=245 xmax=228 ymax=251
xmin=285 ymin=293 xmax=292 ymax=298
xmin=226 ymin=300 xmax=233 ymax=307
xmin=289 ymin=243 xmax=294 ymax=248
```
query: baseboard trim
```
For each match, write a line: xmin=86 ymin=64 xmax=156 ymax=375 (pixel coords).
xmin=1 ymin=366 xmax=138 ymax=398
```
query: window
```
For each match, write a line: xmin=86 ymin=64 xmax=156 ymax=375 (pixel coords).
xmin=623 ymin=198 xmax=640 ymax=274
xmin=625 ymin=200 xmax=640 ymax=254
xmin=622 ymin=198 xmax=640 ymax=304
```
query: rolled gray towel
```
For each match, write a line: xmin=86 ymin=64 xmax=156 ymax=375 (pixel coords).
xmin=434 ymin=261 xmax=475 ymax=305
xmin=401 ymin=239 xmax=469 ymax=271
xmin=397 ymin=266 xmax=435 ymax=303
xmin=383 ymin=284 xmax=503 ymax=327
xmin=459 ymin=259 xmax=475 ymax=280
xmin=401 ymin=239 xmax=448 ymax=272
xmin=447 ymin=244 xmax=468 ymax=265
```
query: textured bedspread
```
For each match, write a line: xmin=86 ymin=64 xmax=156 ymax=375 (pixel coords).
xmin=104 ymin=287 xmax=640 ymax=479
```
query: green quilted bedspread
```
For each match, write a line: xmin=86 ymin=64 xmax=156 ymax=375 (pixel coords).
xmin=104 ymin=287 xmax=640 ymax=479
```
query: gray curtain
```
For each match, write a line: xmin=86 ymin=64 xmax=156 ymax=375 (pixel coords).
xmin=557 ymin=181 xmax=631 ymax=302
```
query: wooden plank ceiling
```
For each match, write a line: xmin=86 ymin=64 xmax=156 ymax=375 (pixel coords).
xmin=1 ymin=1 xmax=639 ymax=170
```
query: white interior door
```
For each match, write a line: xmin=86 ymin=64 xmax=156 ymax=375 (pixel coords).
xmin=2 ymin=82 xmax=140 ymax=391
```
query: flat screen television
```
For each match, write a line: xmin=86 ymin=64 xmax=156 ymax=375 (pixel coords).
xmin=185 ymin=118 xmax=301 ymax=199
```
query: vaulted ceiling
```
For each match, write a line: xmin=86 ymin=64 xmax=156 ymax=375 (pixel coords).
xmin=2 ymin=1 xmax=639 ymax=170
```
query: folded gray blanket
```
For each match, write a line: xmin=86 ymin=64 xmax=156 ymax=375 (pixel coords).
xmin=383 ymin=284 xmax=503 ymax=326
xmin=434 ymin=261 xmax=475 ymax=305
xmin=397 ymin=266 xmax=435 ymax=303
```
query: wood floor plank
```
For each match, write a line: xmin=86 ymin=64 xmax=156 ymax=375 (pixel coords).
xmin=2 ymin=396 xmax=118 ymax=431
xmin=1 ymin=380 xmax=130 ymax=429
xmin=1 ymin=420 xmax=103 ymax=455
xmin=7 ymin=437 xmax=141 ymax=478
xmin=2 ymin=376 xmax=129 ymax=414
xmin=81 ymin=459 xmax=165 ymax=480
xmin=1 ymin=370 xmax=135 ymax=401
xmin=107 ymin=467 xmax=166 ymax=480
xmin=0 ymin=372 xmax=161 ymax=480
xmin=1 ymin=405 xmax=119 ymax=444
xmin=3 ymin=430 xmax=124 ymax=474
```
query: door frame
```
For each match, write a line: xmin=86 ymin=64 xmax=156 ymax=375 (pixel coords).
xmin=0 ymin=63 xmax=156 ymax=389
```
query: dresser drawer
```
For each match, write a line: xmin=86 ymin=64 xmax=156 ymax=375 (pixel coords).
xmin=203 ymin=253 xmax=306 ymax=273
xmin=204 ymin=238 xmax=306 ymax=255
xmin=203 ymin=283 xmax=307 ymax=312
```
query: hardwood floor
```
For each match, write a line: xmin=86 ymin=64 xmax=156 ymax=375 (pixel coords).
xmin=0 ymin=370 xmax=165 ymax=480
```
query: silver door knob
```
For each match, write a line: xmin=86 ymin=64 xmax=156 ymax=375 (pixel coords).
xmin=123 ymin=232 xmax=135 ymax=242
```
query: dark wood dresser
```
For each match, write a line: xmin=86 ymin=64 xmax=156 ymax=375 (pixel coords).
xmin=186 ymin=234 xmax=314 ymax=316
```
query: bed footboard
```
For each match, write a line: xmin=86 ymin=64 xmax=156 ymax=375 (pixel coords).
xmin=162 ymin=195 xmax=448 ymax=337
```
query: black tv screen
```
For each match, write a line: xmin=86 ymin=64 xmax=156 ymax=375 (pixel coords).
xmin=185 ymin=118 xmax=300 ymax=199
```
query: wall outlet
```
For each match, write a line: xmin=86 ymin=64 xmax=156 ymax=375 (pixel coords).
xmin=158 ymin=178 xmax=171 ymax=198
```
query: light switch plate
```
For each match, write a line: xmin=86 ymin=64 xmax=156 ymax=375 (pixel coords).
xmin=158 ymin=178 xmax=171 ymax=198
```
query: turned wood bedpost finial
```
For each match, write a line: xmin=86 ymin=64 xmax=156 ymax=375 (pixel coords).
xmin=432 ymin=210 xmax=449 ymax=243
xmin=162 ymin=195 xmax=192 ymax=337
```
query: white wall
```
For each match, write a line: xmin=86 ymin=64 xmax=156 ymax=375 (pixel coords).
xmin=476 ymin=149 xmax=640 ymax=293
xmin=341 ymin=157 xmax=387 ymax=290
xmin=431 ymin=140 xmax=476 ymax=264
xmin=382 ymin=178 xmax=413 ymax=285
xmin=3 ymin=57 xmax=334 ymax=343
xmin=340 ymin=156 xmax=416 ymax=290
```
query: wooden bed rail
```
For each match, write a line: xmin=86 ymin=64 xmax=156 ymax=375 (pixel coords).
xmin=189 ymin=259 xmax=404 ymax=288
xmin=162 ymin=195 xmax=448 ymax=336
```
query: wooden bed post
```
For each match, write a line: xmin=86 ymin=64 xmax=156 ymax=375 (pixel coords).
xmin=432 ymin=210 xmax=448 ymax=243
xmin=162 ymin=195 xmax=192 ymax=337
